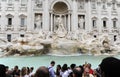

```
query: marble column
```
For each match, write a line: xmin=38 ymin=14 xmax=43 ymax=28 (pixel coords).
xmin=72 ymin=0 xmax=78 ymax=31
xmin=43 ymin=0 xmax=49 ymax=31
xmin=50 ymin=13 xmax=53 ymax=32
xmin=27 ymin=0 xmax=33 ymax=32
xmin=85 ymin=0 xmax=91 ymax=32
xmin=64 ymin=15 xmax=66 ymax=31
xmin=68 ymin=13 xmax=70 ymax=32
xmin=53 ymin=14 xmax=56 ymax=32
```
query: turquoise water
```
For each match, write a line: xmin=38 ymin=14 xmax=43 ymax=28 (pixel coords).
xmin=0 ymin=55 xmax=120 ymax=71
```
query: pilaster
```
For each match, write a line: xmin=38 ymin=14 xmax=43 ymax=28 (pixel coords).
xmin=43 ymin=0 xmax=49 ymax=31
xmin=72 ymin=0 xmax=78 ymax=31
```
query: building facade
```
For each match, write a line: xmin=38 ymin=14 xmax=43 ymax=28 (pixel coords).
xmin=0 ymin=0 xmax=120 ymax=42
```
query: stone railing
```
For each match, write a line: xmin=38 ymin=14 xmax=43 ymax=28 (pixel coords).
xmin=18 ymin=25 xmax=27 ymax=31
xmin=102 ymin=27 xmax=109 ymax=32
xmin=5 ymin=25 xmax=14 ymax=31
xmin=92 ymin=26 xmax=98 ymax=32
xmin=112 ymin=27 xmax=119 ymax=33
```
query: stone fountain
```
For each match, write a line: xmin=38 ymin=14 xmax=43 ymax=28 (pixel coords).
xmin=0 ymin=18 xmax=120 ymax=57
xmin=0 ymin=30 xmax=119 ymax=57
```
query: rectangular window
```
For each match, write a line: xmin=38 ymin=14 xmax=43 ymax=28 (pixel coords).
xmin=93 ymin=20 xmax=96 ymax=28
xmin=7 ymin=34 xmax=11 ymax=42
xmin=21 ymin=18 xmax=25 ymax=26
xmin=103 ymin=21 xmax=106 ymax=28
xmin=113 ymin=21 xmax=116 ymax=28
xmin=91 ymin=2 xmax=96 ymax=9
xmin=8 ymin=18 xmax=12 ymax=25
xmin=20 ymin=34 xmax=24 ymax=37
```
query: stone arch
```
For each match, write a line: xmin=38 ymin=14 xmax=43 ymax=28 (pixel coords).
xmin=102 ymin=17 xmax=108 ymax=20
xmin=19 ymin=14 xmax=27 ymax=18
xmin=50 ymin=0 xmax=71 ymax=11
xmin=112 ymin=18 xmax=118 ymax=21
xmin=92 ymin=16 xmax=98 ymax=20
xmin=6 ymin=14 xmax=14 ymax=18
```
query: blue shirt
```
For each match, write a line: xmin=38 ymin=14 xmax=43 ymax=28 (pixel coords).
xmin=48 ymin=66 xmax=55 ymax=77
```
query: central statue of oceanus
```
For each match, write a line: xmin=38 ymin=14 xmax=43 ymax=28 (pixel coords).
xmin=55 ymin=15 xmax=67 ymax=37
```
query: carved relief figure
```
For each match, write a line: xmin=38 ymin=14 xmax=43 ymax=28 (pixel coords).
xmin=56 ymin=16 xmax=66 ymax=32
xmin=78 ymin=16 xmax=85 ymax=29
xmin=35 ymin=0 xmax=42 ymax=8
xmin=79 ymin=0 xmax=84 ymax=9
xmin=91 ymin=1 xmax=96 ymax=9
xmin=35 ymin=15 xmax=42 ymax=30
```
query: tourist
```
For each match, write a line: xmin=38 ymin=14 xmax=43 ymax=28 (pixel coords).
xmin=20 ymin=67 xmax=30 ymax=77
xmin=83 ymin=67 xmax=94 ymax=77
xmin=34 ymin=66 xmax=49 ymax=77
xmin=72 ymin=66 xmax=83 ymax=77
xmin=48 ymin=61 xmax=56 ymax=77
xmin=99 ymin=57 xmax=120 ymax=77
xmin=29 ymin=67 xmax=34 ymax=77
xmin=87 ymin=63 xmax=94 ymax=75
xmin=11 ymin=65 xmax=20 ymax=77
xmin=68 ymin=64 xmax=76 ymax=77
xmin=60 ymin=64 xmax=69 ymax=77
xmin=0 ymin=64 xmax=6 ymax=77
xmin=56 ymin=64 xmax=61 ymax=77
xmin=5 ymin=66 xmax=11 ymax=77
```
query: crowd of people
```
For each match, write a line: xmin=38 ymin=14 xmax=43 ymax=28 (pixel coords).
xmin=0 ymin=57 xmax=120 ymax=77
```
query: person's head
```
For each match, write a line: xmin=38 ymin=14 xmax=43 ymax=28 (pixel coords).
xmin=0 ymin=64 xmax=6 ymax=77
xmin=87 ymin=63 xmax=92 ymax=69
xmin=50 ymin=61 xmax=55 ymax=67
xmin=30 ymin=67 xmax=34 ymax=72
xmin=56 ymin=64 xmax=61 ymax=70
xmin=62 ymin=64 xmax=68 ymax=72
xmin=34 ymin=66 xmax=49 ymax=77
xmin=5 ymin=66 xmax=9 ymax=71
xmin=73 ymin=66 xmax=83 ymax=77
xmin=99 ymin=57 xmax=120 ymax=77
xmin=21 ymin=67 xmax=27 ymax=76
xmin=14 ymin=65 xmax=18 ymax=70
xmin=70 ymin=64 xmax=76 ymax=70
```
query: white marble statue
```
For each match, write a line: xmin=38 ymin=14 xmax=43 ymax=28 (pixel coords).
xmin=55 ymin=16 xmax=66 ymax=37
xmin=79 ymin=1 xmax=84 ymax=9
xmin=35 ymin=15 xmax=42 ymax=30
xmin=56 ymin=16 xmax=65 ymax=32
xmin=35 ymin=0 xmax=42 ymax=7
xmin=78 ymin=16 xmax=85 ymax=29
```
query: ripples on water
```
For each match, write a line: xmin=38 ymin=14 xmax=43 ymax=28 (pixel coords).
xmin=0 ymin=54 xmax=120 ymax=71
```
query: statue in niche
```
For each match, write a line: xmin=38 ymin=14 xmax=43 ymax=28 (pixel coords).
xmin=91 ymin=2 xmax=96 ymax=9
xmin=102 ymin=2 xmax=106 ymax=10
xmin=55 ymin=16 xmax=66 ymax=37
xmin=35 ymin=15 xmax=42 ymax=30
xmin=78 ymin=16 xmax=85 ymax=29
xmin=79 ymin=1 xmax=84 ymax=9
xmin=112 ymin=0 xmax=116 ymax=10
xmin=35 ymin=0 xmax=42 ymax=8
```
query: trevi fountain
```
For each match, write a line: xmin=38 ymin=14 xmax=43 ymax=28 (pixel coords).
xmin=0 ymin=16 xmax=120 ymax=57
xmin=1 ymin=0 xmax=120 ymax=71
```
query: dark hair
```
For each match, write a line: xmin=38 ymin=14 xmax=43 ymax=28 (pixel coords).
xmin=100 ymin=57 xmax=120 ymax=77
xmin=62 ymin=64 xmax=68 ymax=72
xmin=35 ymin=66 xmax=49 ymax=77
xmin=51 ymin=61 xmax=55 ymax=64
xmin=0 ymin=64 xmax=6 ymax=77
xmin=73 ymin=67 xmax=83 ymax=77
xmin=70 ymin=64 xmax=76 ymax=70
